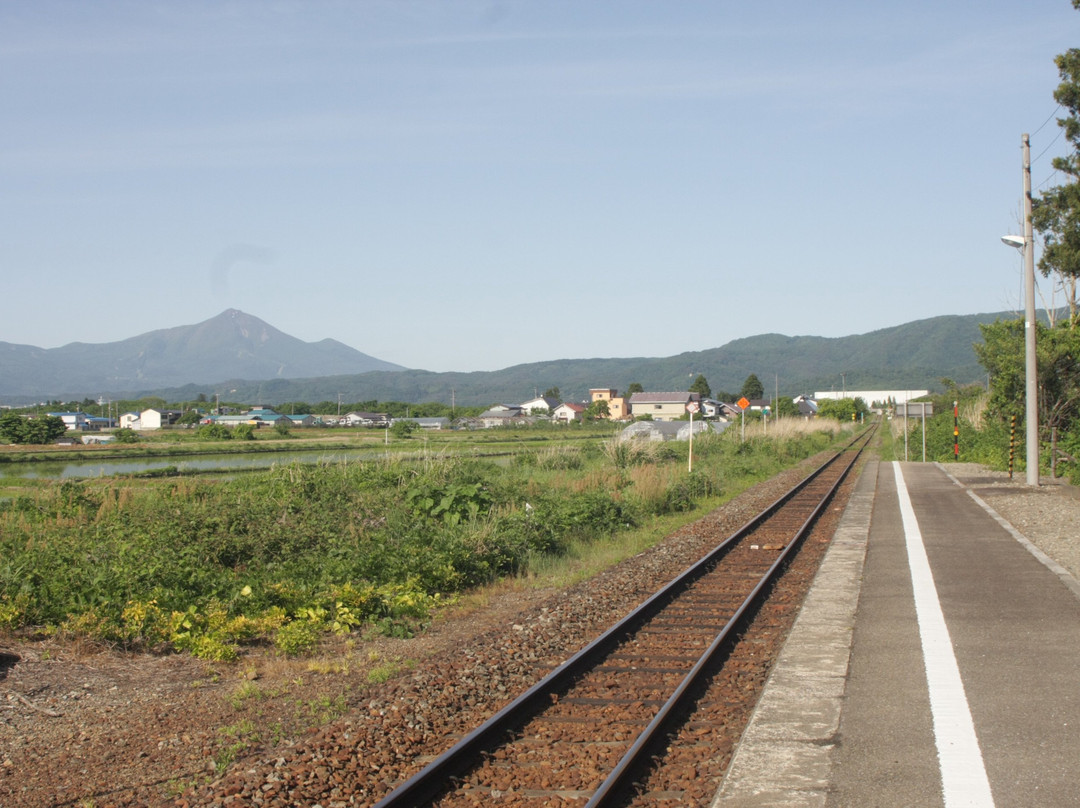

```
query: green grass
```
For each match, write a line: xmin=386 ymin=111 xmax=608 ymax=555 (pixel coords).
xmin=0 ymin=419 xmax=854 ymax=658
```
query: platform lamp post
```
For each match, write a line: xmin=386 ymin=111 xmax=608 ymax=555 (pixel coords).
xmin=1001 ymin=133 xmax=1039 ymax=486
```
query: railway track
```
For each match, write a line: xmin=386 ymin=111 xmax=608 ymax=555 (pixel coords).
xmin=371 ymin=430 xmax=872 ymax=808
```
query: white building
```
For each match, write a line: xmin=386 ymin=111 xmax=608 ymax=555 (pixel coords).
xmin=814 ymin=390 xmax=929 ymax=408
xmin=137 ymin=409 xmax=182 ymax=430
xmin=47 ymin=412 xmax=91 ymax=431
xmin=552 ymin=402 xmax=585 ymax=423
xmin=518 ymin=396 xmax=559 ymax=415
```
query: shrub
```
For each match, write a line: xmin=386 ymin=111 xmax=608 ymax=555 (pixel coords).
xmin=196 ymin=423 xmax=232 ymax=441
xmin=274 ymin=619 xmax=322 ymax=656
xmin=390 ymin=421 xmax=417 ymax=439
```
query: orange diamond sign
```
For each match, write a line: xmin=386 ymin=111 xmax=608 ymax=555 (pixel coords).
xmin=737 ymin=397 xmax=750 ymax=410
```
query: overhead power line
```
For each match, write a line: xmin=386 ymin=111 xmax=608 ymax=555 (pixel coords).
xmin=1032 ymin=104 xmax=1062 ymax=136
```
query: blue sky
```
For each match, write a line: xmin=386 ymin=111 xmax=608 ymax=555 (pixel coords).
xmin=2 ymin=1 xmax=1077 ymax=372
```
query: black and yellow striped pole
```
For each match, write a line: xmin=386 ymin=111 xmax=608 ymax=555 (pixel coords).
xmin=953 ymin=400 xmax=959 ymax=460
xmin=1009 ymin=414 xmax=1016 ymax=479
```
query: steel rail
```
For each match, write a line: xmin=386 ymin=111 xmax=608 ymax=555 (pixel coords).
xmin=585 ymin=430 xmax=869 ymax=807
xmin=372 ymin=429 xmax=872 ymax=808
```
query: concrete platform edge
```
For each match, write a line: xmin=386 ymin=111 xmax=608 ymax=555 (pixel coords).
xmin=711 ymin=459 xmax=878 ymax=807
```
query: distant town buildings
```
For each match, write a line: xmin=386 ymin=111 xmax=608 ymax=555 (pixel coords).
xmin=37 ymin=384 xmax=935 ymax=438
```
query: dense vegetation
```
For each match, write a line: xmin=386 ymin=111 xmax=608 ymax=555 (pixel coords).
xmin=0 ymin=421 xmax=851 ymax=660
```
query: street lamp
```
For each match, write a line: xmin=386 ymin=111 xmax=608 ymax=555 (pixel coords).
xmin=1000 ymin=134 xmax=1039 ymax=486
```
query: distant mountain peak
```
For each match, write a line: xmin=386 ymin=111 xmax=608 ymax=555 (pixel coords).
xmin=0 ymin=311 xmax=406 ymax=400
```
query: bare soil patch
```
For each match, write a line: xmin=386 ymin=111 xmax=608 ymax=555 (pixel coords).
xmin=1 ymin=583 xmax=553 ymax=808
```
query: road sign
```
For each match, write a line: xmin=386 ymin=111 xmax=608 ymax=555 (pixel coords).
xmin=686 ymin=402 xmax=699 ymax=414
xmin=737 ymin=397 xmax=750 ymax=410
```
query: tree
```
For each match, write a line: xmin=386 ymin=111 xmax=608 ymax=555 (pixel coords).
xmin=775 ymin=396 xmax=798 ymax=418
xmin=196 ymin=423 xmax=232 ymax=441
xmin=975 ymin=318 xmax=1080 ymax=442
xmin=740 ymin=374 xmax=765 ymax=400
xmin=625 ymin=382 xmax=644 ymax=397
xmin=584 ymin=399 xmax=610 ymax=420
xmin=0 ymin=413 xmax=66 ymax=444
xmin=114 ymin=427 xmax=140 ymax=444
xmin=234 ymin=423 xmax=257 ymax=441
xmin=1033 ymin=13 xmax=1080 ymax=326
xmin=0 ymin=412 xmax=24 ymax=443
xmin=688 ymin=374 xmax=712 ymax=398
xmin=818 ymin=398 xmax=857 ymax=422
xmin=542 ymin=387 xmax=561 ymax=401
xmin=390 ymin=420 xmax=418 ymax=438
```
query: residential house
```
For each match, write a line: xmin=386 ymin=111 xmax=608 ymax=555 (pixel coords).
xmin=793 ymin=395 xmax=819 ymax=418
xmin=701 ymin=399 xmax=738 ymax=420
xmin=627 ymin=392 xmax=702 ymax=422
xmin=344 ymin=412 xmax=390 ymax=428
xmin=47 ymin=411 xmax=92 ymax=431
xmin=552 ymin=402 xmax=586 ymax=423
xmin=47 ymin=411 xmax=121 ymax=431
xmin=475 ymin=406 xmax=530 ymax=429
xmin=519 ymin=396 xmax=559 ymax=415
xmin=589 ymin=388 xmax=629 ymax=420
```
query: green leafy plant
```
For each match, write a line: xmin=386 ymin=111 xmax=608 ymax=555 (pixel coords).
xmin=274 ymin=619 xmax=321 ymax=656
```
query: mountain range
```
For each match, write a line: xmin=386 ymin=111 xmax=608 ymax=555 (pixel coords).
xmin=0 ymin=309 xmax=402 ymax=402
xmin=0 ymin=308 xmax=1022 ymax=407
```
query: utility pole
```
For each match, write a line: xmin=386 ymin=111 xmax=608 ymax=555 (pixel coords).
xmin=1022 ymin=133 xmax=1040 ymax=486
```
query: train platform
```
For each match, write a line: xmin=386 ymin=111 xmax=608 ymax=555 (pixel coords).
xmin=714 ymin=460 xmax=1080 ymax=807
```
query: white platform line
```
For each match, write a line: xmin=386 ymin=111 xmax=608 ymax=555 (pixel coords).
xmin=893 ymin=462 xmax=995 ymax=808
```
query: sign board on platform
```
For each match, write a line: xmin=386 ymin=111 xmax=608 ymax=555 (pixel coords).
xmin=896 ymin=402 xmax=933 ymax=418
